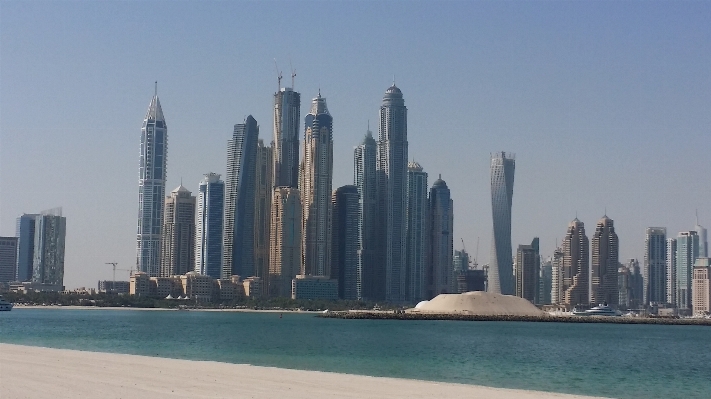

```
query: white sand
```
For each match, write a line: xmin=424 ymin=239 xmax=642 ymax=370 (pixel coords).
xmin=0 ymin=344 xmax=605 ymax=399
xmin=412 ymin=291 xmax=545 ymax=316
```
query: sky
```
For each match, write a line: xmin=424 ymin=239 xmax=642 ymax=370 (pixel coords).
xmin=1 ymin=1 xmax=709 ymax=289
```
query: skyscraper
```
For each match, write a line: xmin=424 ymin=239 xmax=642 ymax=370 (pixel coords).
xmin=539 ymin=257 xmax=553 ymax=305
xmin=695 ymin=216 xmax=708 ymax=258
xmin=223 ymin=116 xmax=259 ymax=278
xmin=591 ymin=216 xmax=619 ymax=306
xmin=644 ymin=227 xmax=667 ymax=305
xmin=676 ymin=231 xmax=699 ymax=312
xmin=137 ymin=86 xmax=167 ymax=277
xmin=196 ymin=173 xmax=224 ymax=279
xmin=354 ymin=129 xmax=378 ymax=300
xmin=562 ymin=218 xmax=589 ymax=306
xmin=160 ymin=185 xmax=196 ymax=277
xmin=377 ymin=84 xmax=408 ymax=303
xmin=489 ymin=152 xmax=515 ymax=295
xmin=406 ymin=162 xmax=427 ymax=301
xmin=427 ymin=175 xmax=453 ymax=300
xmin=254 ymin=140 xmax=273 ymax=280
xmin=551 ymin=247 xmax=564 ymax=305
xmin=15 ymin=214 xmax=38 ymax=282
xmin=269 ymin=187 xmax=302 ymax=297
xmin=515 ymin=238 xmax=540 ymax=303
xmin=331 ymin=185 xmax=360 ymax=300
xmin=0 ymin=237 xmax=18 ymax=283
xmin=32 ymin=209 xmax=67 ymax=288
xmin=302 ymin=93 xmax=333 ymax=277
xmin=666 ymin=238 xmax=677 ymax=305
xmin=272 ymin=87 xmax=301 ymax=189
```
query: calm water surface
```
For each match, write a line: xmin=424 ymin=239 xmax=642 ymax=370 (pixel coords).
xmin=1 ymin=309 xmax=709 ymax=399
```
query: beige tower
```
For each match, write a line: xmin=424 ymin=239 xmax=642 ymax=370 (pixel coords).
xmin=160 ymin=185 xmax=196 ymax=277
xmin=254 ymin=140 xmax=273 ymax=280
xmin=591 ymin=216 xmax=619 ymax=306
xmin=301 ymin=93 xmax=333 ymax=277
xmin=269 ymin=187 xmax=302 ymax=297
xmin=562 ymin=218 xmax=589 ymax=307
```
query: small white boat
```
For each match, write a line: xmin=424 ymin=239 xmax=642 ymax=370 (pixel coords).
xmin=0 ymin=296 xmax=14 ymax=311
xmin=573 ymin=303 xmax=620 ymax=317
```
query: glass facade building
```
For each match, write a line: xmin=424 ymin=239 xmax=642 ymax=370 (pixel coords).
xmin=489 ymin=152 xmax=515 ymax=295
xmin=196 ymin=173 xmax=224 ymax=279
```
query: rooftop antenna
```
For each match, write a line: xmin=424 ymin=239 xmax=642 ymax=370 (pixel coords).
xmin=696 ymin=209 xmax=699 ymax=225
xmin=289 ymin=59 xmax=296 ymax=89
xmin=393 ymin=74 xmax=396 ymax=86
xmin=274 ymin=59 xmax=282 ymax=90
xmin=154 ymin=81 xmax=157 ymax=97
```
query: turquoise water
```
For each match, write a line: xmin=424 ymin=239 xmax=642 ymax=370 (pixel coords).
xmin=1 ymin=309 xmax=709 ymax=398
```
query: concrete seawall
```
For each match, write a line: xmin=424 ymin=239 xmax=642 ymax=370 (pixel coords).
xmin=319 ymin=312 xmax=711 ymax=326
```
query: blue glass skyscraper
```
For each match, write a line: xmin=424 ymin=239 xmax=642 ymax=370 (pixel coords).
xmin=196 ymin=173 xmax=224 ymax=279
xmin=489 ymin=152 xmax=515 ymax=295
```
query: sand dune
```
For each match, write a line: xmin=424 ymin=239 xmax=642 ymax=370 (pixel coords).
xmin=0 ymin=343 xmax=604 ymax=399
xmin=412 ymin=291 xmax=545 ymax=316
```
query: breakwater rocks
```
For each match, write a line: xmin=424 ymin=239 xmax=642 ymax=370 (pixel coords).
xmin=318 ymin=311 xmax=711 ymax=326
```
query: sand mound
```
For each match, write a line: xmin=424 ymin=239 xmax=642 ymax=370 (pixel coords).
xmin=411 ymin=291 xmax=544 ymax=316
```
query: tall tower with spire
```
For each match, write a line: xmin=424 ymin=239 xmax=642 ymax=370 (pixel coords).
xmin=591 ymin=215 xmax=619 ymax=306
xmin=562 ymin=218 xmax=589 ymax=306
xmin=377 ymin=84 xmax=409 ymax=303
xmin=302 ymin=92 xmax=333 ymax=277
xmin=136 ymin=83 xmax=167 ymax=277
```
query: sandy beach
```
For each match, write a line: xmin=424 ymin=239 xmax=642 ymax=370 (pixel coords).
xmin=0 ymin=344 xmax=606 ymax=399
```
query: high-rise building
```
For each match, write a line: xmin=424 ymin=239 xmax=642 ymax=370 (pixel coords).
xmin=223 ymin=116 xmax=259 ymax=278
xmin=644 ymin=227 xmax=667 ymax=306
xmin=406 ymin=162 xmax=428 ymax=302
xmin=302 ymin=93 xmax=333 ymax=277
xmin=331 ymin=185 xmax=360 ymax=300
xmin=137 ymin=86 xmax=167 ymax=277
xmin=15 ymin=214 xmax=38 ymax=282
xmin=453 ymin=249 xmax=470 ymax=273
xmin=515 ymin=238 xmax=540 ymax=303
xmin=591 ymin=216 xmax=619 ymax=306
xmin=269 ymin=187 xmax=302 ymax=297
xmin=695 ymin=216 xmax=708 ymax=258
xmin=354 ymin=129 xmax=378 ymax=300
xmin=489 ymin=152 xmax=515 ymax=295
xmin=666 ymin=238 xmax=677 ymax=305
xmin=562 ymin=218 xmax=589 ymax=306
xmin=619 ymin=259 xmax=643 ymax=310
xmin=676 ymin=231 xmax=699 ymax=312
xmin=539 ymin=257 xmax=552 ymax=305
xmin=0 ymin=237 xmax=18 ymax=283
xmin=551 ymin=247 xmax=564 ymax=305
xmin=692 ymin=257 xmax=711 ymax=314
xmin=160 ymin=185 xmax=196 ymax=277
xmin=254 ymin=140 xmax=273 ymax=280
xmin=32 ymin=209 xmax=67 ymax=288
xmin=376 ymin=84 xmax=409 ymax=303
xmin=427 ymin=175 xmax=453 ymax=300
xmin=272 ymin=87 xmax=301 ymax=189
xmin=196 ymin=173 xmax=224 ymax=279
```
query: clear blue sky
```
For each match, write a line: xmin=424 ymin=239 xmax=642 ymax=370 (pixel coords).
xmin=1 ymin=1 xmax=709 ymax=289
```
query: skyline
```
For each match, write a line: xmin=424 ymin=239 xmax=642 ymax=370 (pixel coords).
xmin=1 ymin=1 xmax=710 ymax=289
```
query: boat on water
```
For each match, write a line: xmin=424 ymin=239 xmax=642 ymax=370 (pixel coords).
xmin=572 ymin=303 xmax=620 ymax=317
xmin=0 ymin=296 xmax=14 ymax=311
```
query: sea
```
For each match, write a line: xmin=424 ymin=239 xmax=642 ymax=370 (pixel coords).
xmin=1 ymin=308 xmax=709 ymax=399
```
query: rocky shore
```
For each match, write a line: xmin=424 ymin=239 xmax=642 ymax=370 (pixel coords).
xmin=319 ymin=311 xmax=711 ymax=326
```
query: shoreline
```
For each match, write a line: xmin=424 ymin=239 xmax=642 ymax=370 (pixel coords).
xmin=0 ymin=343 xmax=606 ymax=399
xmin=10 ymin=305 xmax=320 ymax=313
xmin=320 ymin=311 xmax=711 ymax=326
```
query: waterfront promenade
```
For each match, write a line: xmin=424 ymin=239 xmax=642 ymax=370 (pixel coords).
xmin=0 ymin=344 xmax=605 ymax=399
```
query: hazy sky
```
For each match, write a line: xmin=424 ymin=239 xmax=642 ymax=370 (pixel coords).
xmin=1 ymin=1 xmax=709 ymax=289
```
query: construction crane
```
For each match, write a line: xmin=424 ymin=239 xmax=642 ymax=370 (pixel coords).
xmin=104 ymin=263 xmax=133 ymax=282
xmin=460 ymin=238 xmax=479 ymax=270
xmin=274 ymin=59 xmax=282 ymax=90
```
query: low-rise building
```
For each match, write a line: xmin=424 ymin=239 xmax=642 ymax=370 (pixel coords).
xmin=291 ymin=275 xmax=338 ymax=300
xmin=180 ymin=272 xmax=214 ymax=302
xmin=130 ymin=272 xmax=151 ymax=296
xmin=98 ymin=280 xmax=130 ymax=294
xmin=243 ymin=276 xmax=262 ymax=298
